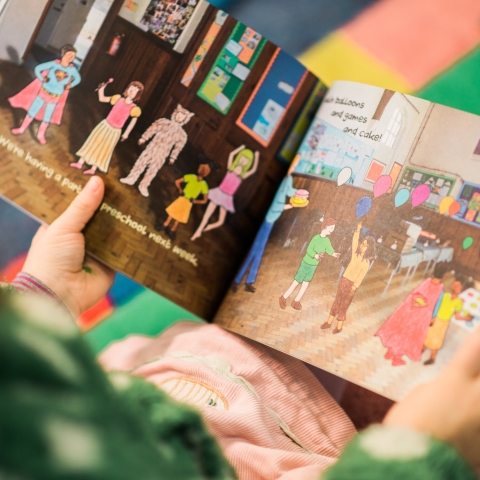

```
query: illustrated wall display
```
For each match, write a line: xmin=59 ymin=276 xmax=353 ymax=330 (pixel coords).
xmin=120 ymin=104 xmax=194 ymax=197
xmin=295 ymin=119 xmax=375 ymax=187
xmin=364 ymin=159 xmax=385 ymax=183
xmin=278 ymin=81 xmax=326 ymax=163
xmin=197 ymin=22 xmax=266 ymax=114
xmin=396 ymin=167 xmax=455 ymax=209
xmin=455 ymin=182 xmax=480 ymax=227
xmin=236 ymin=48 xmax=307 ymax=147
xmin=181 ymin=10 xmax=227 ymax=87
xmin=139 ymin=0 xmax=200 ymax=47
xmin=389 ymin=162 xmax=403 ymax=191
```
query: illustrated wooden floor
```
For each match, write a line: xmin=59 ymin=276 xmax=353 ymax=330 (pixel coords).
xmin=215 ymin=240 xmax=469 ymax=400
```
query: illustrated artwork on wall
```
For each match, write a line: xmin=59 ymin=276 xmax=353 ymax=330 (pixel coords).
xmin=181 ymin=10 xmax=228 ymax=87
xmin=295 ymin=119 xmax=375 ymax=187
xmin=236 ymin=48 xmax=307 ymax=147
xmin=455 ymin=182 xmax=480 ymax=227
xmin=278 ymin=80 xmax=326 ymax=163
xmin=396 ymin=167 xmax=455 ymax=209
xmin=364 ymin=159 xmax=386 ymax=183
xmin=197 ymin=22 xmax=266 ymax=114
xmin=138 ymin=0 xmax=201 ymax=47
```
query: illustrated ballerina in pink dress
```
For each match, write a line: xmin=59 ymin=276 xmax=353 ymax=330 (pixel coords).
xmin=191 ymin=145 xmax=259 ymax=241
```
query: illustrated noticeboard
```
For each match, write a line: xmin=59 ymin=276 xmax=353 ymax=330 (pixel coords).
xmin=236 ymin=48 xmax=308 ymax=147
xmin=278 ymin=80 xmax=326 ymax=163
xmin=197 ymin=22 xmax=266 ymax=114
xmin=396 ymin=167 xmax=456 ymax=209
xmin=456 ymin=182 xmax=480 ymax=227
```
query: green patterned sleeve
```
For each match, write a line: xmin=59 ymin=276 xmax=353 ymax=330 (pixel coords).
xmin=321 ymin=425 xmax=476 ymax=480
xmin=0 ymin=288 xmax=235 ymax=480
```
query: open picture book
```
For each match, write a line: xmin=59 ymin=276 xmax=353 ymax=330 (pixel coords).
xmin=1 ymin=0 xmax=480 ymax=401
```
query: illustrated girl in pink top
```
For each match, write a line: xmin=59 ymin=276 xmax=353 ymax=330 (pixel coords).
xmin=191 ymin=145 xmax=259 ymax=241
xmin=70 ymin=80 xmax=143 ymax=175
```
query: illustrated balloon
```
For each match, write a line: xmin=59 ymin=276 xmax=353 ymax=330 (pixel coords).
xmin=373 ymin=175 xmax=392 ymax=198
xmin=337 ymin=167 xmax=352 ymax=187
xmin=411 ymin=184 xmax=431 ymax=207
xmin=356 ymin=196 xmax=372 ymax=219
xmin=394 ymin=188 xmax=410 ymax=208
xmin=448 ymin=201 xmax=461 ymax=216
xmin=438 ymin=196 xmax=454 ymax=215
xmin=463 ymin=236 xmax=474 ymax=250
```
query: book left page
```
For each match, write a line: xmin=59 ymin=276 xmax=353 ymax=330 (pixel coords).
xmin=0 ymin=0 xmax=319 ymax=319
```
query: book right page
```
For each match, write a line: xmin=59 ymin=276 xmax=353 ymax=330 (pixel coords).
xmin=213 ymin=80 xmax=480 ymax=401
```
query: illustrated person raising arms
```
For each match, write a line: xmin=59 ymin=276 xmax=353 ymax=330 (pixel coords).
xmin=70 ymin=80 xmax=143 ymax=175
xmin=322 ymin=221 xmax=376 ymax=334
xmin=9 ymin=44 xmax=81 ymax=145
xmin=190 ymin=145 xmax=259 ymax=241
xmin=4 ymin=176 xmax=480 ymax=479
xmin=280 ymin=217 xmax=340 ymax=310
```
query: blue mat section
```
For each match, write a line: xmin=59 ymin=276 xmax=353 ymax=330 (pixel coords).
xmin=0 ymin=199 xmax=39 ymax=270
xmin=208 ymin=0 xmax=379 ymax=57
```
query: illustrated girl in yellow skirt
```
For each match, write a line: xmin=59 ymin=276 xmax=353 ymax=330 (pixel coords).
xmin=70 ymin=80 xmax=143 ymax=175
xmin=423 ymin=275 xmax=473 ymax=365
xmin=157 ymin=164 xmax=211 ymax=241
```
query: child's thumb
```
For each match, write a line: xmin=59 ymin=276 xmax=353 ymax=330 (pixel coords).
xmin=50 ymin=176 xmax=104 ymax=234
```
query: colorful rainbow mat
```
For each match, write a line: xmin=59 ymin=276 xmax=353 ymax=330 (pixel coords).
xmin=2 ymin=0 xmax=479 ymax=351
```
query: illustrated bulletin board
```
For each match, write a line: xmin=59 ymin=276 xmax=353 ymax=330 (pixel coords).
xmin=278 ymin=80 xmax=326 ymax=163
xmin=197 ymin=22 xmax=266 ymax=114
xmin=396 ymin=167 xmax=456 ymax=209
xmin=235 ymin=48 xmax=308 ymax=147
xmin=455 ymin=182 xmax=480 ymax=226
xmin=181 ymin=10 xmax=228 ymax=87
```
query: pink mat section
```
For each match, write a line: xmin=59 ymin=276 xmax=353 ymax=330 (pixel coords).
xmin=342 ymin=0 xmax=480 ymax=89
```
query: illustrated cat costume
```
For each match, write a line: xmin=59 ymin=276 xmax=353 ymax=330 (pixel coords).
xmin=120 ymin=104 xmax=194 ymax=197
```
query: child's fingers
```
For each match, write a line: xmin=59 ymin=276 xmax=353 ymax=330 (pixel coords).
xmin=50 ymin=177 xmax=104 ymax=234
xmin=448 ymin=327 xmax=480 ymax=379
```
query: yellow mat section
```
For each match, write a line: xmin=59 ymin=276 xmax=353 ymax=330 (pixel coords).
xmin=299 ymin=31 xmax=413 ymax=93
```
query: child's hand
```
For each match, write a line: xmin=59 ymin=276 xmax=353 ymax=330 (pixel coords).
xmin=314 ymin=253 xmax=324 ymax=261
xmin=138 ymin=138 xmax=146 ymax=146
xmin=332 ymin=252 xmax=340 ymax=258
xmin=22 ymin=176 xmax=115 ymax=318
xmin=384 ymin=327 xmax=480 ymax=468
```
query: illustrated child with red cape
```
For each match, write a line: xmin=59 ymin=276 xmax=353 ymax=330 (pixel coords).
xmin=375 ymin=262 xmax=449 ymax=366
xmin=9 ymin=45 xmax=81 ymax=145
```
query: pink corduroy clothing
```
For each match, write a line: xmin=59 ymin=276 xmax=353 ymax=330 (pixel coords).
xmin=99 ymin=322 xmax=356 ymax=480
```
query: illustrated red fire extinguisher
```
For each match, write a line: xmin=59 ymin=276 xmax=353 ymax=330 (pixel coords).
xmin=107 ymin=33 xmax=124 ymax=57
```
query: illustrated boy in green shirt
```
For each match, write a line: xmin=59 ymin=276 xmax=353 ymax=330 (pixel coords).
xmin=280 ymin=217 xmax=340 ymax=310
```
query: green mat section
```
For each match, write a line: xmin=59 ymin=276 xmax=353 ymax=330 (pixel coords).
xmin=85 ymin=289 xmax=202 ymax=355
xmin=417 ymin=46 xmax=480 ymax=115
